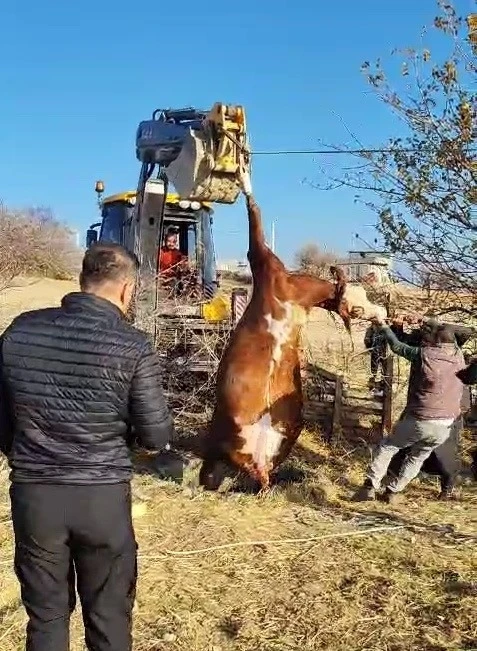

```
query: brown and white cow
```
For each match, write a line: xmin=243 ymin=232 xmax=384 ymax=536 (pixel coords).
xmin=199 ymin=193 xmax=386 ymax=491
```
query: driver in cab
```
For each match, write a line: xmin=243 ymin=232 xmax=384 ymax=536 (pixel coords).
xmin=158 ymin=231 xmax=188 ymax=282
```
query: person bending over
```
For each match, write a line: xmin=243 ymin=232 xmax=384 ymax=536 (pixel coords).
xmin=354 ymin=319 xmax=465 ymax=505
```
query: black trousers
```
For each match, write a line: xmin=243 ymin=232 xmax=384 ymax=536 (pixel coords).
xmin=370 ymin=349 xmax=386 ymax=378
xmin=10 ymin=483 xmax=137 ymax=651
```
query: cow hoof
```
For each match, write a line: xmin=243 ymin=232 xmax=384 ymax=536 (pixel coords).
xmin=258 ymin=484 xmax=272 ymax=497
xmin=438 ymin=490 xmax=457 ymax=501
xmin=199 ymin=461 xmax=222 ymax=491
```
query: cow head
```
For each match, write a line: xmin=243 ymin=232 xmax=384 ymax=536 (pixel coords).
xmin=325 ymin=266 xmax=353 ymax=331
xmin=319 ymin=266 xmax=387 ymax=331
xmin=338 ymin=279 xmax=388 ymax=326
xmin=285 ymin=267 xmax=386 ymax=332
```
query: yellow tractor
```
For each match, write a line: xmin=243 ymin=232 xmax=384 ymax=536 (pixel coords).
xmin=86 ymin=103 xmax=251 ymax=393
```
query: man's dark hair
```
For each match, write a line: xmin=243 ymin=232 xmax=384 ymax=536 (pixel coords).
xmin=421 ymin=322 xmax=457 ymax=346
xmin=164 ymin=228 xmax=179 ymax=241
xmin=433 ymin=325 xmax=457 ymax=344
xmin=80 ymin=242 xmax=139 ymax=290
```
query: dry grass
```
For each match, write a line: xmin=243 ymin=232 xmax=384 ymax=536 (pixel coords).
xmin=0 ymin=280 xmax=476 ymax=651
xmin=1 ymin=435 xmax=476 ymax=651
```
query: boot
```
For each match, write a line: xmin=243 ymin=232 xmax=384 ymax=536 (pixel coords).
xmin=438 ymin=489 xmax=455 ymax=501
xmin=352 ymin=479 xmax=376 ymax=502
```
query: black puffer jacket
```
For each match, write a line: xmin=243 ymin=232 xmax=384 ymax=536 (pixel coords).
xmin=0 ymin=292 xmax=174 ymax=484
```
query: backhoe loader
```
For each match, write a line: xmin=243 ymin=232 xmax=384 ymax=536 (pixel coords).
xmin=86 ymin=103 xmax=251 ymax=383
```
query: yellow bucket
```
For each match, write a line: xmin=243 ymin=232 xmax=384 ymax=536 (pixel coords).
xmin=201 ymin=294 xmax=230 ymax=322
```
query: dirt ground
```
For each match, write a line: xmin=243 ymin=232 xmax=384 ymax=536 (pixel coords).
xmin=0 ymin=280 xmax=476 ymax=651
xmin=0 ymin=277 xmax=78 ymax=331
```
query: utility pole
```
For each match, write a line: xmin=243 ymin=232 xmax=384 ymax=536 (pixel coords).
xmin=270 ymin=220 xmax=276 ymax=253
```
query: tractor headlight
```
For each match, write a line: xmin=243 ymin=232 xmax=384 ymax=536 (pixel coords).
xmin=179 ymin=200 xmax=190 ymax=210
xmin=190 ymin=201 xmax=201 ymax=210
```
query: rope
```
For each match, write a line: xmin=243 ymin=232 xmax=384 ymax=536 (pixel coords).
xmin=137 ymin=525 xmax=404 ymax=559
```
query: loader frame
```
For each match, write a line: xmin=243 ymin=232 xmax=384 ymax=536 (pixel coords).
xmin=87 ymin=172 xmax=238 ymax=397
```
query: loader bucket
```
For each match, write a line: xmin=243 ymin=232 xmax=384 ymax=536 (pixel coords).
xmin=166 ymin=128 xmax=243 ymax=204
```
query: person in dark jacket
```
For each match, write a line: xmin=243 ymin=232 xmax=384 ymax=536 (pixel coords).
xmin=0 ymin=242 xmax=175 ymax=651
xmin=364 ymin=323 xmax=388 ymax=392
xmin=457 ymin=359 xmax=477 ymax=480
xmin=354 ymin=319 xmax=465 ymax=505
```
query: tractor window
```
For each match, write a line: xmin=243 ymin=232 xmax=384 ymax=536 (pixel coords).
xmin=99 ymin=202 xmax=126 ymax=244
xmin=187 ymin=224 xmax=197 ymax=264
xmin=163 ymin=222 xmax=196 ymax=259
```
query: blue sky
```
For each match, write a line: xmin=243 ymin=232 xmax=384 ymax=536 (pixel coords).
xmin=0 ymin=0 xmax=473 ymax=264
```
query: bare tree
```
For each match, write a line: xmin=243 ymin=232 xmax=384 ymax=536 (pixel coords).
xmin=295 ymin=243 xmax=337 ymax=277
xmin=322 ymin=1 xmax=476 ymax=310
xmin=0 ymin=203 xmax=81 ymax=291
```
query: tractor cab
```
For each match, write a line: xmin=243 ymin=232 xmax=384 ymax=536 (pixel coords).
xmin=86 ymin=185 xmax=219 ymax=301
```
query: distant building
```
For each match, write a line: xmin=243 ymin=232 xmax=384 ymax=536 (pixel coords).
xmin=336 ymin=250 xmax=393 ymax=286
xmin=217 ymin=259 xmax=251 ymax=277
xmin=70 ymin=230 xmax=80 ymax=248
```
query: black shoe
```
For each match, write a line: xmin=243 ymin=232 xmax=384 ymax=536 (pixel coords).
xmin=352 ymin=481 xmax=376 ymax=502
xmin=154 ymin=447 xmax=201 ymax=481
xmin=438 ymin=488 xmax=456 ymax=501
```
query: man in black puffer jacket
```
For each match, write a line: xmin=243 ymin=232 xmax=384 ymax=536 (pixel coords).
xmin=0 ymin=243 xmax=174 ymax=651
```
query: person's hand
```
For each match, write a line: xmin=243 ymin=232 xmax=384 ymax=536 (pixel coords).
xmin=392 ymin=314 xmax=405 ymax=326
xmin=370 ymin=315 xmax=386 ymax=327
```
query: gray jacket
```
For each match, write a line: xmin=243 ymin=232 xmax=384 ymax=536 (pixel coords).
xmin=381 ymin=327 xmax=465 ymax=420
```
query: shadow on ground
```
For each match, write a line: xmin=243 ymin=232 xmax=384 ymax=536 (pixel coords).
xmin=131 ymin=429 xmax=360 ymax=493
xmin=131 ymin=428 xmax=477 ymax=529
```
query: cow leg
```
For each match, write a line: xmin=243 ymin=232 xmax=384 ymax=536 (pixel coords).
xmin=257 ymin=469 xmax=270 ymax=493
xmin=199 ymin=456 xmax=224 ymax=491
xmin=254 ymin=462 xmax=276 ymax=495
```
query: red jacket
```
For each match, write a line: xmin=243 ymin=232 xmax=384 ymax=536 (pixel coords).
xmin=159 ymin=248 xmax=185 ymax=276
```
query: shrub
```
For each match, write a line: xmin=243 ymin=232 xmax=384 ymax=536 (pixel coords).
xmin=295 ymin=243 xmax=337 ymax=277
xmin=0 ymin=204 xmax=81 ymax=290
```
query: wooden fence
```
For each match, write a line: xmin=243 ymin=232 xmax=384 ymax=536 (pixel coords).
xmin=302 ymin=356 xmax=394 ymax=441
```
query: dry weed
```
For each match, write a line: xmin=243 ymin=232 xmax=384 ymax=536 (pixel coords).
xmin=0 ymin=205 xmax=81 ymax=291
xmin=0 ymin=279 xmax=476 ymax=650
xmin=1 ymin=432 xmax=476 ymax=651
